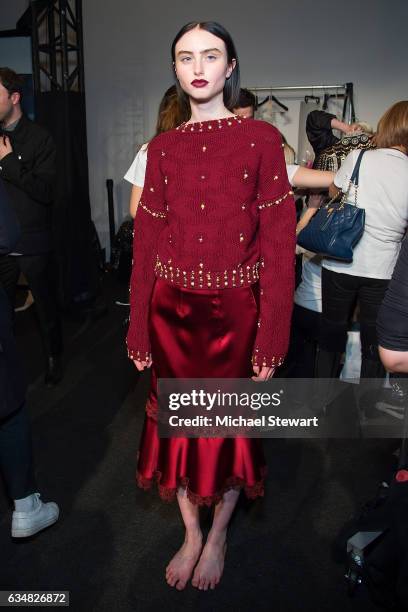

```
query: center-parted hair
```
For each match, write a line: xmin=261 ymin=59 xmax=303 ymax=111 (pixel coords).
xmin=171 ymin=21 xmax=241 ymax=111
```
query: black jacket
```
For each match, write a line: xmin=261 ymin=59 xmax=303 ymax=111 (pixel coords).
xmin=0 ymin=177 xmax=27 ymax=419
xmin=0 ymin=114 xmax=56 ymax=254
xmin=306 ymin=110 xmax=338 ymax=159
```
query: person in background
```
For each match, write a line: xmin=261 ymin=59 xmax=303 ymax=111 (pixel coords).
xmin=306 ymin=109 xmax=362 ymax=159
xmin=0 ymin=177 xmax=59 ymax=537
xmin=234 ymin=89 xmax=334 ymax=191
xmin=125 ymin=85 xmax=190 ymax=217
xmin=377 ymin=236 xmax=408 ymax=413
xmin=317 ymin=101 xmax=408 ymax=414
xmin=0 ymin=67 xmax=62 ymax=386
xmin=378 ymin=235 xmax=408 ymax=374
xmin=233 ymin=87 xmax=256 ymax=118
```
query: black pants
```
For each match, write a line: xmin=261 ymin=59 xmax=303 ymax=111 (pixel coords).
xmin=319 ymin=267 xmax=389 ymax=378
xmin=0 ymin=403 xmax=36 ymax=500
xmin=0 ymin=253 xmax=62 ymax=359
xmin=282 ymin=304 xmax=321 ymax=378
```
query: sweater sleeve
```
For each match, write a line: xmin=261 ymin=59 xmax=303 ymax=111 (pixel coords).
xmin=254 ymin=126 xmax=296 ymax=368
xmin=126 ymin=143 xmax=166 ymax=361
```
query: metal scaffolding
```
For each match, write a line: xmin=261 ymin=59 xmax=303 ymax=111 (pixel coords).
xmin=30 ymin=0 xmax=85 ymax=94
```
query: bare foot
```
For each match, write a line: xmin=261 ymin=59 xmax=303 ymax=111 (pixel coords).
xmin=166 ymin=530 xmax=203 ymax=590
xmin=191 ymin=532 xmax=227 ymax=591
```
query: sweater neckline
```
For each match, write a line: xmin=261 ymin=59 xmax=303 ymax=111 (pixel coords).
xmin=176 ymin=114 xmax=246 ymax=134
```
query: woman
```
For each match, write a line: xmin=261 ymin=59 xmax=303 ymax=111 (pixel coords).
xmin=125 ymin=85 xmax=190 ymax=217
xmin=378 ymin=236 xmax=408 ymax=373
xmin=126 ymin=22 xmax=296 ymax=591
xmin=317 ymin=101 xmax=408 ymax=399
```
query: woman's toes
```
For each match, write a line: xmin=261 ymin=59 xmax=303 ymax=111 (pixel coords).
xmin=175 ymin=579 xmax=187 ymax=591
xmin=191 ymin=572 xmax=199 ymax=587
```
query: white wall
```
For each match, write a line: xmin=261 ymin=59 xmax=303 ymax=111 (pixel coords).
xmin=82 ymin=1 xmax=145 ymax=247
xmin=2 ymin=0 xmax=408 ymax=251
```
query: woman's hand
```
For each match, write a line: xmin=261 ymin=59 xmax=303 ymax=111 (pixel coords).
xmin=331 ymin=118 xmax=360 ymax=135
xmin=296 ymin=194 xmax=323 ymax=235
xmin=133 ymin=357 xmax=152 ymax=371
xmin=252 ymin=365 xmax=275 ymax=381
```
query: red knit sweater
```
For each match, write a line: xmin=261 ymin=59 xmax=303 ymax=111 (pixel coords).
xmin=126 ymin=116 xmax=296 ymax=368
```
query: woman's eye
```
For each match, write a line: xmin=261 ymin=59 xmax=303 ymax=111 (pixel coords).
xmin=180 ymin=57 xmax=191 ymax=63
xmin=206 ymin=55 xmax=217 ymax=61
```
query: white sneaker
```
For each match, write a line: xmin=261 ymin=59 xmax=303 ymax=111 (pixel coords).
xmin=12 ymin=493 xmax=60 ymax=538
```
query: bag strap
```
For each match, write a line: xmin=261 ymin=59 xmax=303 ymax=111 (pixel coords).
xmin=349 ymin=149 xmax=365 ymax=187
xmin=343 ymin=149 xmax=366 ymax=207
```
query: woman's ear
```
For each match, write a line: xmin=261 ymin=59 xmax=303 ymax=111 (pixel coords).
xmin=226 ymin=58 xmax=237 ymax=79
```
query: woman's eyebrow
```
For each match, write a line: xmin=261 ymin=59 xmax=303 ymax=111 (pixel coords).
xmin=176 ymin=48 xmax=222 ymax=56
xmin=200 ymin=48 xmax=222 ymax=54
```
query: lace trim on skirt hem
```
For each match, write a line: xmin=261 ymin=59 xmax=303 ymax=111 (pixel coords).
xmin=136 ymin=466 xmax=267 ymax=507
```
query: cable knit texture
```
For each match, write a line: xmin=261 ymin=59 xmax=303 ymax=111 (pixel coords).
xmin=126 ymin=116 xmax=296 ymax=367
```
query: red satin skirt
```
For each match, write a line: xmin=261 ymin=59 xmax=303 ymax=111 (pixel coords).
xmin=136 ymin=279 xmax=266 ymax=506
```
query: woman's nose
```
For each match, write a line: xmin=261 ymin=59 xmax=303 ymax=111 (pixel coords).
xmin=193 ymin=58 xmax=204 ymax=76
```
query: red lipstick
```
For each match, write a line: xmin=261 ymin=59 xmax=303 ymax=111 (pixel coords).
xmin=191 ymin=80 xmax=208 ymax=88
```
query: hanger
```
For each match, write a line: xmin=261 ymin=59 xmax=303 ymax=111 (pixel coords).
xmin=257 ymin=94 xmax=288 ymax=112
xmin=304 ymin=94 xmax=320 ymax=105
xmin=271 ymin=95 xmax=288 ymax=112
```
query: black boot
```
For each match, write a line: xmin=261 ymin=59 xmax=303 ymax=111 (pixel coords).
xmin=44 ymin=355 xmax=63 ymax=387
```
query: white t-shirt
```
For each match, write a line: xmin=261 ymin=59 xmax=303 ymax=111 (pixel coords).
xmin=124 ymin=144 xmax=148 ymax=187
xmin=286 ymin=163 xmax=299 ymax=186
xmin=323 ymin=148 xmax=408 ymax=279
xmin=294 ymin=252 xmax=323 ymax=313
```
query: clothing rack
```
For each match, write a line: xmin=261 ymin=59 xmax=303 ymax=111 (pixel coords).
xmin=249 ymin=84 xmax=347 ymax=92
xmin=248 ymin=83 xmax=355 ymax=122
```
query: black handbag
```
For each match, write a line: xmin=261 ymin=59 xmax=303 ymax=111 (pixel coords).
xmin=297 ymin=150 xmax=366 ymax=262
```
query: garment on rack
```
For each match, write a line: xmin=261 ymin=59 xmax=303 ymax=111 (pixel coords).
xmin=256 ymin=99 xmax=275 ymax=125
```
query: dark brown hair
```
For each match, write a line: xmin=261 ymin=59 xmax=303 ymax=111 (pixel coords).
xmin=155 ymin=85 xmax=190 ymax=136
xmin=171 ymin=21 xmax=240 ymax=111
xmin=236 ymin=88 xmax=256 ymax=110
xmin=376 ymin=101 xmax=408 ymax=151
xmin=0 ymin=67 xmax=24 ymax=99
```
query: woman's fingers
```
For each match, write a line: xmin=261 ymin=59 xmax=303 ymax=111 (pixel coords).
xmin=252 ymin=366 xmax=275 ymax=381
xmin=133 ymin=359 xmax=152 ymax=371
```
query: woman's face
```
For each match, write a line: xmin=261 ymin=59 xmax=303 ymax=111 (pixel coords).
xmin=174 ymin=27 xmax=235 ymax=104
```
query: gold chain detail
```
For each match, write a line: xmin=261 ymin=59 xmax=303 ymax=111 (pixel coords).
xmin=258 ymin=190 xmax=293 ymax=210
